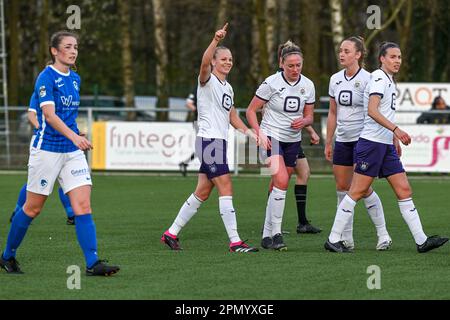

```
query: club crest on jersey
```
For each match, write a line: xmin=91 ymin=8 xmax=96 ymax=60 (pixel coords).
xmin=39 ymin=86 xmax=46 ymax=98
xmin=73 ymin=81 xmax=79 ymax=91
xmin=359 ymin=161 xmax=369 ymax=171
xmin=40 ymin=179 xmax=48 ymax=188
xmin=354 ymin=81 xmax=361 ymax=88
xmin=222 ymin=93 xmax=232 ymax=111
xmin=300 ymin=88 xmax=305 ymax=95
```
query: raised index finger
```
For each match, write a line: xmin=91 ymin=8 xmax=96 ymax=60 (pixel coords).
xmin=222 ymin=22 xmax=228 ymax=31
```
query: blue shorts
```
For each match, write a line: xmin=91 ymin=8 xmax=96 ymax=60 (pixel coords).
xmin=195 ymin=137 xmax=230 ymax=180
xmin=354 ymin=138 xmax=405 ymax=178
xmin=333 ymin=141 xmax=358 ymax=166
xmin=259 ymin=137 xmax=300 ymax=168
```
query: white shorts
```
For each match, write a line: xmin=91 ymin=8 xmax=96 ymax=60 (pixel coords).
xmin=27 ymin=148 xmax=92 ymax=196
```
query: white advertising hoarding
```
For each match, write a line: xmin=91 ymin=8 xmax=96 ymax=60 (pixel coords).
xmin=402 ymin=125 xmax=450 ymax=173
xmin=395 ymin=83 xmax=450 ymax=124
xmin=93 ymin=122 xmax=235 ymax=171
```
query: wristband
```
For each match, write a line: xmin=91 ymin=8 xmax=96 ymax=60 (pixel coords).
xmin=392 ymin=126 xmax=398 ymax=133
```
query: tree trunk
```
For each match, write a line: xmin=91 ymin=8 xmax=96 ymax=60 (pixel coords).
xmin=392 ymin=0 xmax=412 ymax=81
xmin=250 ymin=12 xmax=260 ymax=84
xmin=265 ymin=0 xmax=276 ymax=67
xmin=118 ymin=0 xmax=136 ymax=121
xmin=7 ymin=0 xmax=20 ymax=109
xmin=426 ymin=0 xmax=437 ymax=82
xmin=254 ymin=0 xmax=270 ymax=80
xmin=329 ymin=0 xmax=344 ymax=63
xmin=301 ymin=0 xmax=320 ymax=87
xmin=37 ymin=0 xmax=48 ymax=69
xmin=216 ymin=0 xmax=227 ymax=29
xmin=278 ymin=0 xmax=289 ymax=45
xmin=152 ymin=0 xmax=169 ymax=121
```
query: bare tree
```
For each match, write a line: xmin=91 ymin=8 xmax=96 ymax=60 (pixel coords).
xmin=7 ymin=0 xmax=19 ymax=108
xmin=391 ymin=0 xmax=412 ymax=81
xmin=301 ymin=0 xmax=320 ymax=86
xmin=365 ymin=0 xmax=407 ymax=48
xmin=329 ymin=0 xmax=344 ymax=61
xmin=118 ymin=0 xmax=136 ymax=121
xmin=37 ymin=0 xmax=48 ymax=69
xmin=216 ymin=0 xmax=227 ymax=29
xmin=265 ymin=0 xmax=276 ymax=67
xmin=152 ymin=0 xmax=169 ymax=121
xmin=254 ymin=0 xmax=270 ymax=80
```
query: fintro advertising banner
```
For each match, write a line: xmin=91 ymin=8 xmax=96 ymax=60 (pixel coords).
xmin=92 ymin=122 xmax=235 ymax=171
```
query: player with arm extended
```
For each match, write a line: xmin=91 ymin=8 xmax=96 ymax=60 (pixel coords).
xmin=325 ymin=42 xmax=448 ymax=253
xmin=324 ymin=36 xmax=392 ymax=251
xmin=161 ymin=24 xmax=258 ymax=253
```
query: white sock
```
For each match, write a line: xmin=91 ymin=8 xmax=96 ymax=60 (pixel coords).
xmin=336 ymin=190 xmax=347 ymax=205
xmin=169 ymin=193 xmax=203 ymax=236
xmin=269 ymin=187 xmax=287 ymax=237
xmin=364 ymin=191 xmax=390 ymax=240
xmin=398 ymin=198 xmax=427 ymax=245
xmin=219 ymin=196 xmax=241 ymax=243
xmin=262 ymin=195 xmax=272 ymax=238
xmin=337 ymin=191 xmax=353 ymax=242
xmin=329 ymin=195 xmax=356 ymax=243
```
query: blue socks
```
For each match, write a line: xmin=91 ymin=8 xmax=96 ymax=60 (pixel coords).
xmin=58 ymin=187 xmax=74 ymax=219
xmin=3 ymin=208 xmax=33 ymax=260
xmin=75 ymin=214 xmax=99 ymax=268
xmin=13 ymin=184 xmax=28 ymax=213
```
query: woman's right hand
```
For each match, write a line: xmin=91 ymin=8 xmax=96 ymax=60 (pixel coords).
xmin=214 ymin=23 xmax=228 ymax=42
xmin=73 ymin=135 xmax=93 ymax=151
xmin=257 ymin=131 xmax=271 ymax=150
xmin=324 ymin=143 xmax=333 ymax=162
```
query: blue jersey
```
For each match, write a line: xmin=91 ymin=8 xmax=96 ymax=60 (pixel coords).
xmin=32 ymin=65 xmax=81 ymax=153
xmin=28 ymin=92 xmax=39 ymax=135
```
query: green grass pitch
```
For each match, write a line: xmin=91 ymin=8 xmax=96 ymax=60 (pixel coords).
xmin=0 ymin=173 xmax=449 ymax=299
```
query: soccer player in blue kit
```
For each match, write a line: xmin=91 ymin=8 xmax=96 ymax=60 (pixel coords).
xmin=9 ymin=93 xmax=76 ymax=225
xmin=0 ymin=31 xmax=120 ymax=275
xmin=325 ymin=42 xmax=448 ymax=253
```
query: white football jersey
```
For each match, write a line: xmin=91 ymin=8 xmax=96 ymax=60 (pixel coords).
xmin=328 ymin=68 xmax=370 ymax=142
xmin=360 ymin=69 xmax=397 ymax=145
xmin=257 ymin=72 xmax=315 ymax=142
xmin=196 ymin=74 xmax=234 ymax=141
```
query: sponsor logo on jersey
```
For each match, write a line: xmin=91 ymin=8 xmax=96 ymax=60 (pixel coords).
xmin=73 ymin=81 xmax=79 ymax=91
xmin=61 ymin=95 xmax=73 ymax=107
xmin=39 ymin=86 xmax=46 ymax=98
xmin=375 ymin=78 xmax=382 ymax=82
xmin=336 ymin=81 xmax=342 ymax=85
